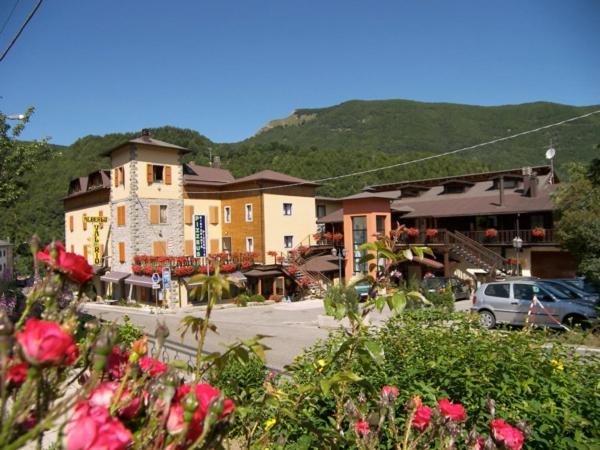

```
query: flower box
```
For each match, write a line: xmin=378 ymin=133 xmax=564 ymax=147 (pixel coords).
xmin=532 ymin=227 xmax=546 ymax=239
xmin=485 ymin=228 xmax=498 ymax=239
xmin=425 ymin=228 xmax=438 ymax=239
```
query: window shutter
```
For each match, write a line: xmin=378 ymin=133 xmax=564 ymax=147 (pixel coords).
xmin=83 ymin=245 xmax=89 ymax=260
xmin=153 ymin=241 xmax=166 ymax=256
xmin=209 ymin=206 xmax=219 ymax=225
xmin=150 ymin=205 xmax=159 ymax=224
xmin=114 ymin=168 xmax=119 ymax=187
xmin=117 ymin=205 xmax=126 ymax=226
xmin=69 ymin=216 xmax=74 ymax=232
xmin=147 ymin=164 xmax=153 ymax=184
xmin=82 ymin=213 xmax=88 ymax=231
xmin=165 ymin=166 xmax=172 ymax=185
xmin=210 ymin=239 xmax=219 ymax=254
xmin=184 ymin=205 xmax=194 ymax=225
xmin=120 ymin=167 xmax=125 ymax=188
xmin=185 ymin=240 xmax=193 ymax=256
xmin=119 ymin=242 xmax=125 ymax=263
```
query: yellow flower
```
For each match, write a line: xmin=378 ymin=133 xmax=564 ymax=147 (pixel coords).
xmin=314 ymin=359 xmax=327 ymax=372
xmin=265 ymin=418 xmax=277 ymax=431
xmin=550 ymin=359 xmax=564 ymax=371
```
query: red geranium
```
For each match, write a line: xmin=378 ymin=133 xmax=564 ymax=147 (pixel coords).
xmin=16 ymin=318 xmax=78 ymax=367
xmin=485 ymin=228 xmax=498 ymax=238
xmin=406 ymin=227 xmax=420 ymax=238
xmin=323 ymin=232 xmax=333 ymax=240
xmin=532 ymin=227 xmax=546 ymax=238
xmin=36 ymin=242 xmax=93 ymax=285
xmin=381 ymin=385 xmax=399 ymax=400
xmin=220 ymin=263 xmax=237 ymax=273
xmin=267 ymin=250 xmax=278 ymax=257
xmin=65 ymin=402 xmax=132 ymax=450
xmin=287 ymin=266 xmax=299 ymax=276
xmin=313 ymin=233 xmax=322 ymax=242
xmin=491 ymin=419 xmax=525 ymax=450
xmin=139 ymin=356 xmax=168 ymax=377
xmin=131 ymin=264 xmax=143 ymax=275
xmin=241 ymin=261 xmax=252 ymax=270
xmin=425 ymin=228 xmax=438 ymax=238
xmin=412 ymin=405 xmax=432 ymax=431
xmin=437 ymin=398 xmax=467 ymax=422
xmin=332 ymin=233 xmax=344 ymax=242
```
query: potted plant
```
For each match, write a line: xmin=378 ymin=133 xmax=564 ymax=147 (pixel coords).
xmin=532 ymin=227 xmax=546 ymax=239
xmin=485 ymin=228 xmax=498 ymax=240
xmin=425 ymin=228 xmax=438 ymax=240
xmin=406 ymin=227 xmax=420 ymax=239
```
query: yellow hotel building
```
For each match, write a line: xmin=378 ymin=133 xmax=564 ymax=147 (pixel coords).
xmin=63 ymin=131 xmax=320 ymax=307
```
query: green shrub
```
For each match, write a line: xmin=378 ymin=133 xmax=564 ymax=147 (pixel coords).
xmin=251 ymin=294 xmax=265 ymax=303
xmin=116 ymin=315 xmax=143 ymax=346
xmin=209 ymin=354 xmax=267 ymax=399
xmin=256 ymin=310 xmax=600 ymax=448
xmin=424 ymin=286 xmax=454 ymax=311
xmin=235 ymin=294 xmax=250 ymax=307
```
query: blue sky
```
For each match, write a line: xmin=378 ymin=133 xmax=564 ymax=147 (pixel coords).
xmin=0 ymin=0 xmax=599 ymax=145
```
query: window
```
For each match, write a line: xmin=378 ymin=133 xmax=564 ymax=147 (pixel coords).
xmin=484 ymin=283 xmax=510 ymax=298
xmin=513 ymin=283 xmax=535 ymax=301
xmin=376 ymin=215 xmax=386 ymax=236
xmin=222 ymin=237 xmax=232 ymax=253
xmin=352 ymin=216 xmax=368 ymax=274
xmin=224 ymin=206 xmax=231 ymax=223
xmin=159 ymin=205 xmax=168 ymax=224
xmin=246 ymin=237 xmax=254 ymax=252
xmin=153 ymin=165 xmax=164 ymax=183
xmin=283 ymin=203 xmax=292 ymax=216
xmin=245 ymin=204 xmax=253 ymax=222
xmin=316 ymin=205 xmax=326 ymax=218
xmin=284 ymin=235 xmax=294 ymax=248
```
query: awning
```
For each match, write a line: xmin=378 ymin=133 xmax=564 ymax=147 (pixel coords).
xmin=124 ymin=275 xmax=155 ymax=288
xmin=100 ymin=271 xmax=130 ymax=283
xmin=413 ymin=257 xmax=444 ymax=270
xmin=225 ymin=271 xmax=247 ymax=283
xmin=301 ymin=256 xmax=339 ymax=273
xmin=243 ymin=269 xmax=283 ymax=277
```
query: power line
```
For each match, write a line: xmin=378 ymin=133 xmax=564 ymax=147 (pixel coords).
xmin=0 ymin=0 xmax=21 ymax=36
xmin=187 ymin=108 xmax=600 ymax=195
xmin=0 ymin=0 xmax=43 ymax=63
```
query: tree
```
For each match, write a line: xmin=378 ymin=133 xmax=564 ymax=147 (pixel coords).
xmin=0 ymin=107 xmax=49 ymax=208
xmin=554 ymin=158 xmax=600 ymax=285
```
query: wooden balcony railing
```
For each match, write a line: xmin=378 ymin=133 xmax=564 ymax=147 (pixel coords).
xmin=458 ymin=229 xmax=555 ymax=245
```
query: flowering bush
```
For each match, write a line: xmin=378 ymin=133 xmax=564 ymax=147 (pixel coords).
xmin=425 ymin=228 xmax=438 ymax=239
xmin=287 ymin=265 xmax=299 ymax=276
xmin=532 ymin=227 xmax=546 ymax=238
xmin=485 ymin=228 xmax=498 ymax=238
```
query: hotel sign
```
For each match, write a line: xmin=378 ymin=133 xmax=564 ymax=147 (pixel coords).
xmin=84 ymin=216 xmax=108 ymax=265
xmin=194 ymin=215 xmax=207 ymax=257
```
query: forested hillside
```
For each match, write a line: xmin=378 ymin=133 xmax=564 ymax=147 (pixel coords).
xmin=2 ymin=99 xmax=599 ymax=269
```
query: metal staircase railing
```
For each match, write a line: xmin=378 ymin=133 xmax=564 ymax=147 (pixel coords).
xmin=446 ymin=230 xmax=507 ymax=276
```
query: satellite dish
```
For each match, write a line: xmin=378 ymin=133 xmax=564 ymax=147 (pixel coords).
xmin=545 ymin=147 xmax=556 ymax=160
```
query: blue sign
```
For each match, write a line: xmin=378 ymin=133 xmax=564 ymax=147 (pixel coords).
xmin=194 ymin=215 xmax=207 ymax=257
xmin=162 ymin=267 xmax=171 ymax=290
xmin=151 ymin=272 xmax=161 ymax=289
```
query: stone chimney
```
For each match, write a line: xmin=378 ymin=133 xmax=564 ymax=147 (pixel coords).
xmin=498 ymin=176 xmax=504 ymax=206
xmin=140 ymin=129 xmax=151 ymax=141
xmin=523 ymin=173 xmax=538 ymax=197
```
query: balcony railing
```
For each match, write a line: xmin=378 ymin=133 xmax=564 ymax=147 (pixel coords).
xmin=393 ymin=228 xmax=555 ymax=246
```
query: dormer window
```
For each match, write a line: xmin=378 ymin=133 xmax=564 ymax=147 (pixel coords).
xmin=400 ymin=184 xmax=429 ymax=198
xmin=440 ymin=180 xmax=474 ymax=195
xmin=491 ymin=175 xmax=522 ymax=190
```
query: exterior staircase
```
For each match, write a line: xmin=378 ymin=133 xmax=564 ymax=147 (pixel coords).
xmin=284 ymin=238 xmax=334 ymax=297
xmin=446 ymin=230 xmax=508 ymax=278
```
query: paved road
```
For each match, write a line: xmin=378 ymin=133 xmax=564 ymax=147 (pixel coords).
xmin=82 ymin=299 xmax=474 ymax=371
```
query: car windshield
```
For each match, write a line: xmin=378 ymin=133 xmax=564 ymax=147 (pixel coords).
xmin=535 ymin=283 xmax=566 ymax=300
xmin=539 ymin=281 xmax=580 ymax=299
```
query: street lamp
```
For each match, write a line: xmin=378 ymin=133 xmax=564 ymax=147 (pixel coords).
xmin=512 ymin=236 xmax=523 ymax=276
xmin=6 ymin=114 xmax=25 ymax=120
xmin=331 ymin=247 xmax=347 ymax=286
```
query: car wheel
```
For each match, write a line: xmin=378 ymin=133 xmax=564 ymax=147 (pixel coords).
xmin=478 ymin=310 xmax=496 ymax=329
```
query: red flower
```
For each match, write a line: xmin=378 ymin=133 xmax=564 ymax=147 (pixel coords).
xmin=287 ymin=265 xmax=299 ymax=275
xmin=381 ymin=385 xmax=399 ymax=400
xmin=532 ymin=227 xmax=546 ymax=238
xmin=437 ymin=398 xmax=467 ymax=422
xmin=131 ymin=264 xmax=143 ymax=275
xmin=65 ymin=402 xmax=132 ymax=450
xmin=107 ymin=346 xmax=129 ymax=380
xmin=332 ymin=233 xmax=344 ymax=241
xmin=267 ymin=250 xmax=279 ymax=257
xmin=16 ymin=318 xmax=78 ymax=367
xmin=139 ymin=356 xmax=168 ymax=376
xmin=425 ymin=228 xmax=438 ymax=238
xmin=485 ymin=228 xmax=498 ymax=238
xmin=37 ymin=242 xmax=93 ymax=285
xmin=323 ymin=232 xmax=333 ymax=240
xmin=220 ymin=263 xmax=237 ymax=273
xmin=356 ymin=420 xmax=370 ymax=436
xmin=312 ymin=233 xmax=322 ymax=242
xmin=6 ymin=359 xmax=28 ymax=386
xmin=241 ymin=261 xmax=252 ymax=270
xmin=412 ymin=405 xmax=432 ymax=431
xmin=491 ymin=419 xmax=525 ymax=450
xmin=88 ymin=381 xmax=141 ymax=419
xmin=406 ymin=227 xmax=420 ymax=238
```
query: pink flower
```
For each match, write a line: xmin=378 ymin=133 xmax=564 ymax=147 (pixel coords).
xmin=381 ymin=385 xmax=399 ymax=400
xmin=437 ymin=398 xmax=467 ymax=422
xmin=166 ymin=403 xmax=185 ymax=435
xmin=107 ymin=346 xmax=129 ymax=380
xmin=139 ymin=356 xmax=168 ymax=376
xmin=16 ymin=318 xmax=78 ymax=366
xmin=491 ymin=419 xmax=525 ymax=450
xmin=356 ymin=420 xmax=370 ymax=436
xmin=65 ymin=402 xmax=132 ymax=450
xmin=412 ymin=405 xmax=432 ymax=431
xmin=88 ymin=382 xmax=141 ymax=419
xmin=37 ymin=242 xmax=93 ymax=285
xmin=6 ymin=359 xmax=28 ymax=386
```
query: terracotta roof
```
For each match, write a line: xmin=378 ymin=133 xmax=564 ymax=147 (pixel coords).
xmin=100 ymin=136 xmax=191 ymax=156
xmin=183 ymin=163 xmax=235 ymax=185
xmin=64 ymin=170 xmax=111 ymax=200
xmin=230 ymin=170 xmax=319 ymax=186
xmin=317 ymin=208 xmax=343 ymax=224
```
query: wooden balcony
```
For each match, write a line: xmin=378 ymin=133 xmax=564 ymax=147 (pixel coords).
xmin=394 ymin=228 xmax=555 ymax=246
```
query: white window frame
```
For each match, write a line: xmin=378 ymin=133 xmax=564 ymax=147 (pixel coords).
xmin=224 ymin=206 xmax=231 ymax=224
xmin=246 ymin=237 xmax=254 ymax=252
xmin=284 ymin=235 xmax=294 ymax=249
xmin=245 ymin=203 xmax=253 ymax=222
xmin=283 ymin=203 xmax=293 ymax=216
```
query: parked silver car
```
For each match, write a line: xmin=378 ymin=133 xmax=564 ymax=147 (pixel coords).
xmin=471 ymin=280 xmax=599 ymax=329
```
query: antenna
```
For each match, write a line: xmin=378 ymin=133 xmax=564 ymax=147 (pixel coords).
xmin=545 ymin=139 xmax=556 ymax=184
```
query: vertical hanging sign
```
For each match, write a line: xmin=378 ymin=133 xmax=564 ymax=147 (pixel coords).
xmin=194 ymin=215 xmax=207 ymax=257
xmin=84 ymin=216 xmax=108 ymax=265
